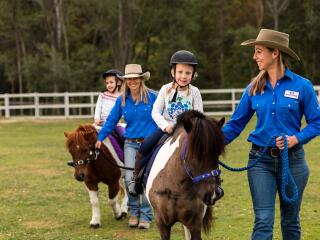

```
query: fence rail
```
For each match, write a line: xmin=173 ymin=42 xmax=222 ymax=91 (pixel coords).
xmin=1 ymin=86 xmax=319 ymax=119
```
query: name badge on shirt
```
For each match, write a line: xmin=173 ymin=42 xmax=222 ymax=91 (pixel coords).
xmin=284 ymin=90 xmax=299 ymax=99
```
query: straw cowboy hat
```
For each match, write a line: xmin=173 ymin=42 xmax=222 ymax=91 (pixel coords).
xmin=117 ymin=64 xmax=150 ymax=81
xmin=241 ymin=29 xmax=300 ymax=61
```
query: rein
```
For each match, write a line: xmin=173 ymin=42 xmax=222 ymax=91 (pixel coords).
xmin=182 ymin=136 xmax=221 ymax=184
xmin=94 ymin=149 xmax=134 ymax=171
xmin=218 ymin=134 xmax=299 ymax=204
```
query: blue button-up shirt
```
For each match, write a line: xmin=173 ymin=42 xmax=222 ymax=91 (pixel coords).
xmin=222 ymin=68 xmax=320 ymax=146
xmin=98 ymin=90 xmax=158 ymax=142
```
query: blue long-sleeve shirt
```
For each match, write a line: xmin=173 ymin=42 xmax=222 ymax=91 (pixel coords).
xmin=98 ymin=90 xmax=158 ymax=142
xmin=222 ymin=68 xmax=320 ymax=147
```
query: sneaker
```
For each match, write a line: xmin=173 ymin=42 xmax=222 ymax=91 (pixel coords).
xmin=138 ymin=220 xmax=150 ymax=229
xmin=128 ymin=216 xmax=139 ymax=228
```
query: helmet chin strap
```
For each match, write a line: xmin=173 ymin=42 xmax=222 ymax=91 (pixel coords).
xmin=171 ymin=77 xmax=189 ymax=102
xmin=110 ymin=79 xmax=122 ymax=93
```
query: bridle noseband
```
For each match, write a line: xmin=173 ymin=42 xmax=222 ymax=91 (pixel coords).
xmin=72 ymin=145 xmax=99 ymax=167
xmin=182 ymin=136 xmax=221 ymax=184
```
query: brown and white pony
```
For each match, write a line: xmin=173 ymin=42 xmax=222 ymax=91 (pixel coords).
xmin=146 ymin=110 xmax=225 ymax=240
xmin=64 ymin=125 xmax=128 ymax=228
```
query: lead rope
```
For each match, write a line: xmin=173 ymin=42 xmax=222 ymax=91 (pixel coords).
xmin=218 ymin=133 xmax=299 ymax=203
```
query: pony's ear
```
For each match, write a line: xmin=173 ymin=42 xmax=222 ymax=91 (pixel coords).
xmin=64 ymin=132 xmax=69 ymax=138
xmin=217 ymin=117 xmax=225 ymax=128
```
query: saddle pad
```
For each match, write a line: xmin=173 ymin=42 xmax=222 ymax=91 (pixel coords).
xmin=142 ymin=133 xmax=170 ymax=187
xmin=103 ymin=138 xmax=124 ymax=168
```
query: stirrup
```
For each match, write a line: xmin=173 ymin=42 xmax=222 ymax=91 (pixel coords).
xmin=127 ymin=181 xmax=139 ymax=196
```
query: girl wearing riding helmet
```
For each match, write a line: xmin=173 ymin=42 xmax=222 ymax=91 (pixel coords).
xmin=94 ymin=69 xmax=124 ymax=126
xmin=94 ymin=69 xmax=125 ymax=162
xmin=130 ymin=50 xmax=226 ymax=198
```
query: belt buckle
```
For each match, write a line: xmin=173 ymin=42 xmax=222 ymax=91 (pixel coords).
xmin=270 ymin=148 xmax=279 ymax=158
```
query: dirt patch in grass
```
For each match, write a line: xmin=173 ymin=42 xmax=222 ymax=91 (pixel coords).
xmin=23 ymin=220 xmax=64 ymax=229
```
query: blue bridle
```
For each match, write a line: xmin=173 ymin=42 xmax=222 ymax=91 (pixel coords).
xmin=181 ymin=136 xmax=221 ymax=184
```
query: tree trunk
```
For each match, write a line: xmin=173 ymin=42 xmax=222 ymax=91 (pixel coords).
xmin=266 ymin=0 xmax=289 ymax=30
xmin=256 ymin=0 xmax=264 ymax=29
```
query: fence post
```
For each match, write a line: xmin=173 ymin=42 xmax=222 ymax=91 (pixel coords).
xmin=64 ymin=92 xmax=69 ymax=118
xmin=90 ymin=92 xmax=94 ymax=116
xmin=4 ymin=94 xmax=9 ymax=118
xmin=231 ymin=89 xmax=236 ymax=113
xmin=35 ymin=92 xmax=39 ymax=118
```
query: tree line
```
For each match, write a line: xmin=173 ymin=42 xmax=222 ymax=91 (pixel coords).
xmin=0 ymin=0 xmax=319 ymax=94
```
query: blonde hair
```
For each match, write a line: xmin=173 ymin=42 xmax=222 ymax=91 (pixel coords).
xmin=166 ymin=82 xmax=191 ymax=97
xmin=120 ymin=79 xmax=149 ymax=106
xmin=249 ymin=49 xmax=287 ymax=96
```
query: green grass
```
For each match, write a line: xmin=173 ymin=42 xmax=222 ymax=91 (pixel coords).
xmin=0 ymin=118 xmax=319 ymax=240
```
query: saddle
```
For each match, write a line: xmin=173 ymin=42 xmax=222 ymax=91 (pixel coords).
xmin=134 ymin=133 xmax=171 ymax=194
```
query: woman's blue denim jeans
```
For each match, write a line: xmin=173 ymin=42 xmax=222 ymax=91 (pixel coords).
xmin=247 ymin=146 xmax=309 ymax=240
xmin=124 ymin=140 xmax=153 ymax=222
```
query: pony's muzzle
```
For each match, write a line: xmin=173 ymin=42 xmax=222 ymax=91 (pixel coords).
xmin=75 ymin=173 xmax=85 ymax=182
xmin=213 ymin=185 xmax=224 ymax=203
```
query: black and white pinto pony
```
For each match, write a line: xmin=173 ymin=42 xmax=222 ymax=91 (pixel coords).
xmin=65 ymin=125 xmax=128 ymax=228
xmin=146 ymin=110 xmax=225 ymax=240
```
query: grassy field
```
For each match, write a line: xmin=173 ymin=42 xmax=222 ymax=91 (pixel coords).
xmin=0 ymin=118 xmax=319 ymax=240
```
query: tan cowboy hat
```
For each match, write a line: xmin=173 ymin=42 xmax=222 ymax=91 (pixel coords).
xmin=117 ymin=64 xmax=150 ymax=81
xmin=241 ymin=29 xmax=300 ymax=61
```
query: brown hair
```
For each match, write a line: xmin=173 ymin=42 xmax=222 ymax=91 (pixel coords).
xmin=249 ymin=48 xmax=287 ymax=96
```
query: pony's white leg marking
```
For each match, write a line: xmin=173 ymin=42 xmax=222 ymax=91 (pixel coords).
xmin=86 ymin=187 xmax=101 ymax=226
xmin=109 ymin=195 xmax=122 ymax=219
xmin=145 ymin=136 xmax=181 ymax=201
xmin=119 ymin=178 xmax=128 ymax=214
xmin=183 ymin=225 xmax=191 ymax=240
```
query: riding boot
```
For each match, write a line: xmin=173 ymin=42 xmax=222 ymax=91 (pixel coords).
xmin=127 ymin=152 xmax=144 ymax=196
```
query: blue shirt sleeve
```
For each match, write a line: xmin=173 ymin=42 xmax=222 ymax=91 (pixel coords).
xmin=295 ymin=81 xmax=320 ymax=144
xmin=97 ymin=96 xmax=122 ymax=141
xmin=222 ymin=87 xmax=255 ymax=144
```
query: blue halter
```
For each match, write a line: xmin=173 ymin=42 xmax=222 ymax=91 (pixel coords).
xmin=181 ymin=136 xmax=221 ymax=184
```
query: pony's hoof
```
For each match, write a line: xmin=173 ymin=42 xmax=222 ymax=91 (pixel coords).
xmin=90 ymin=223 xmax=100 ymax=229
xmin=115 ymin=212 xmax=127 ymax=220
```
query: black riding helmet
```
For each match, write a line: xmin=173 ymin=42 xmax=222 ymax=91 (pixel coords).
xmin=169 ymin=50 xmax=198 ymax=101
xmin=170 ymin=50 xmax=198 ymax=68
xmin=102 ymin=69 xmax=124 ymax=93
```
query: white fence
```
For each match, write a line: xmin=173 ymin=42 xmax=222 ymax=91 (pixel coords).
xmin=0 ymin=87 xmax=319 ymax=119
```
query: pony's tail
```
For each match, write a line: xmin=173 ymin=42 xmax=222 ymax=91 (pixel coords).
xmin=202 ymin=206 xmax=213 ymax=234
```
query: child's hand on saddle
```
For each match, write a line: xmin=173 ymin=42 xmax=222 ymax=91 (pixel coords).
xmin=165 ymin=125 xmax=174 ymax=134
xmin=276 ymin=135 xmax=299 ymax=150
xmin=95 ymin=141 xmax=102 ymax=149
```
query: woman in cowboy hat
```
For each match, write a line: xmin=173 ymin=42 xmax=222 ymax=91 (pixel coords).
xmin=95 ymin=64 xmax=158 ymax=229
xmin=222 ymin=29 xmax=320 ymax=239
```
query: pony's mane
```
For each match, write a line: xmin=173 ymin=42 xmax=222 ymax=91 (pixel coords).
xmin=65 ymin=124 xmax=97 ymax=149
xmin=176 ymin=110 xmax=225 ymax=166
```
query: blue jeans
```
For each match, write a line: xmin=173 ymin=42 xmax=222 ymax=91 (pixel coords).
xmin=247 ymin=146 xmax=309 ymax=240
xmin=124 ymin=140 xmax=153 ymax=222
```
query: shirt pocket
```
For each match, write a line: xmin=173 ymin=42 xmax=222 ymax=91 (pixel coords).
xmin=278 ymin=98 xmax=299 ymax=111
xmin=123 ymin=109 xmax=134 ymax=123
xmin=141 ymin=105 xmax=153 ymax=120
xmin=251 ymin=96 xmax=267 ymax=110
